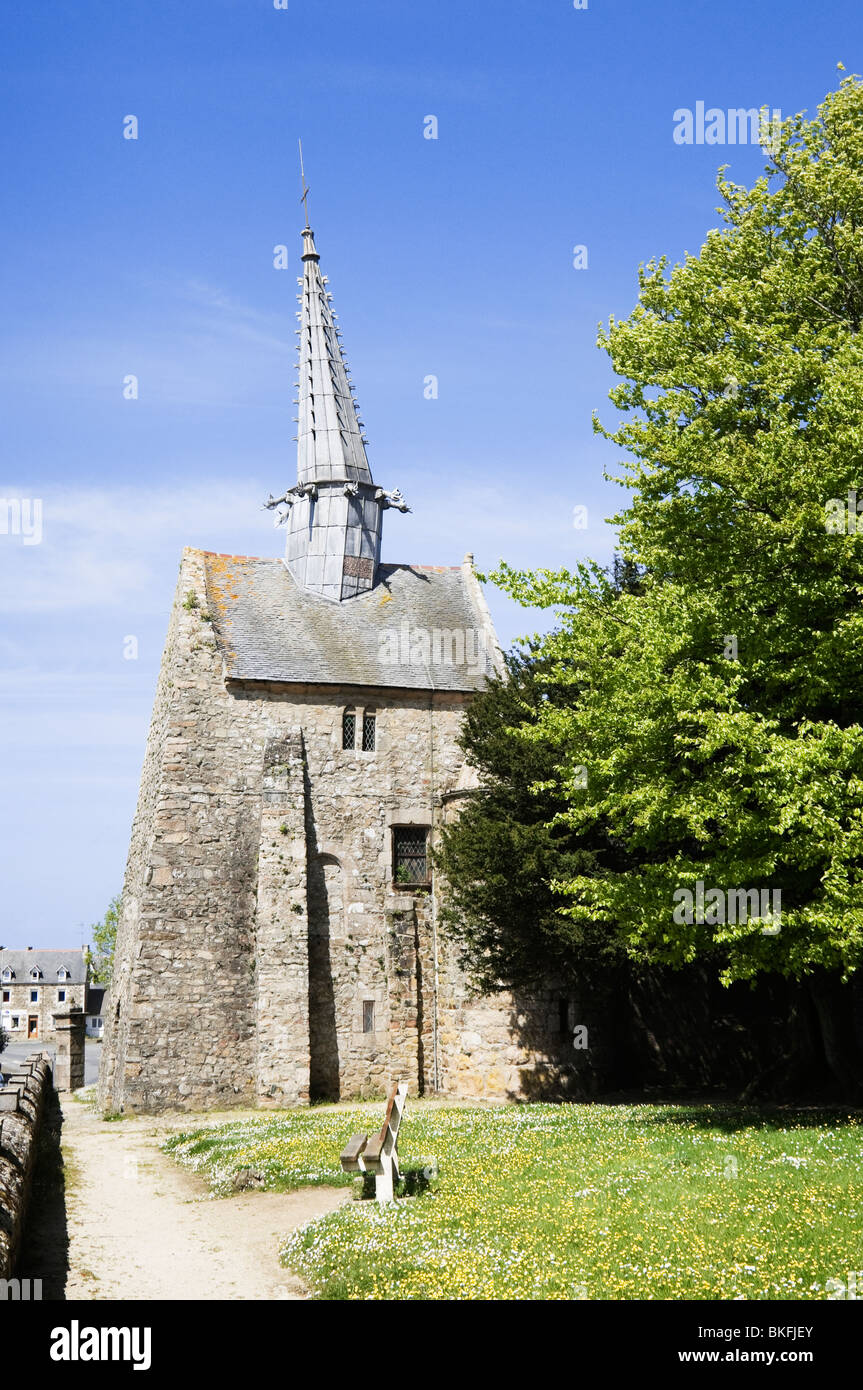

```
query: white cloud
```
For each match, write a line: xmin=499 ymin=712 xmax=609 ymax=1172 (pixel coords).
xmin=0 ymin=481 xmax=269 ymax=614
xmin=0 ymin=473 xmax=613 ymax=618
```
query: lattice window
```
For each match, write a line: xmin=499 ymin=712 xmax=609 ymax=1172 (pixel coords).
xmin=342 ymin=711 xmax=356 ymax=750
xmin=362 ymin=713 xmax=376 ymax=751
xmin=392 ymin=826 xmax=429 ymax=886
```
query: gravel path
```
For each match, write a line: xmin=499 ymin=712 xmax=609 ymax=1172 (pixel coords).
xmin=51 ymin=1099 xmax=348 ymax=1301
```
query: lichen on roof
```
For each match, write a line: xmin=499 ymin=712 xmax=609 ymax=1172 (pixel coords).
xmin=196 ymin=550 xmax=496 ymax=692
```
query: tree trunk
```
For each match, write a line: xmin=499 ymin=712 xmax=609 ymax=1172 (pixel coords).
xmin=807 ymin=972 xmax=863 ymax=1101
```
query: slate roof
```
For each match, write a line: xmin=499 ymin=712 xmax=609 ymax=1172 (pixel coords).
xmin=0 ymin=948 xmax=87 ymax=984
xmin=201 ymin=551 xmax=498 ymax=692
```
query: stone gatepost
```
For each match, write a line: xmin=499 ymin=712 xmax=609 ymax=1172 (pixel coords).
xmin=52 ymin=1007 xmax=86 ymax=1092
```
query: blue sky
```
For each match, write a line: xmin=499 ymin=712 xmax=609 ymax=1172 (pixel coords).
xmin=1 ymin=0 xmax=860 ymax=947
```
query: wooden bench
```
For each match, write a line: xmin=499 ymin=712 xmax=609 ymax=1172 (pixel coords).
xmin=340 ymin=1080 xmax=408 ymax=1202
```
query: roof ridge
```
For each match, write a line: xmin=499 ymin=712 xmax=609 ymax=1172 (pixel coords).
xmin=382 ymin=563 xmax=463 ymax=571
xmin=198 ymin=551 xmax=465 ymax=572
xmin=197 ymin=549 xmax=270 ymax=562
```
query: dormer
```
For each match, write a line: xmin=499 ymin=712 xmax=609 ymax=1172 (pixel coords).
xmin=0 ymin=967 xmax=13 ymax=983
xmin=57 ymin=966 xmax=70 ymax=981
xmin=29 ymin=966 xmax=43 ymax=981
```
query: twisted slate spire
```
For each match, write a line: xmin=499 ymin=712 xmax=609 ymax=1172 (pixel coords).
xmin=265 ymin=191 xmax=409 ymax=602
xmin=295 ymin=223 xmax=371 ymax=487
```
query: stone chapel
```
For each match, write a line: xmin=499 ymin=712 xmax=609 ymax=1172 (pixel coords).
xmin=97 ymin=212 xmax=570 ymax=1114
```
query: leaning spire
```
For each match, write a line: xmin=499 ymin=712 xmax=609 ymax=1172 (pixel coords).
xmin=265 ymin=145 xmax=409 ymax=602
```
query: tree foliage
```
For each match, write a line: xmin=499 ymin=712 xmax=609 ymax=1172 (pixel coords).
xmin=436 ymin=650 xmax=625 ymax=993
xmin=457 ymin=77 xmax=863 ymax=990
xmin=87 ymin=893 xmax=121 ymax=984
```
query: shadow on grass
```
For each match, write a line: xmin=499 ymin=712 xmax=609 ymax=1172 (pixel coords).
xmin=634 ymin=1103 xmax=863 ymax=1134
xmin=355 ymin=1164 xmax=438 ymax=1200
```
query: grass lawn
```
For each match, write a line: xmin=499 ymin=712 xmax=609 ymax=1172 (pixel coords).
xmin=162 ymin=1102 xmax=863 ymax=1300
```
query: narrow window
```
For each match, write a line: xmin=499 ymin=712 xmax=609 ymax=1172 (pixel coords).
xmin=392 ymin=827 xmax=429 ymax=886
xmin=30 ymin=989 xmax=38 ymax=1003
xmin=1 ymin=990 xmax=9 ymax=1003
xmin=342 ymin=711 xmax=356 ymax=750
xmin=558 ymin=998 xmax=569 ymax=1035
xmin=58 ymin=989 xmax=66 ymax=1003
xmin=362 ymin=713 xmax=376 ymax=751
xmin=362 ymin=1000 xmax=375 ymax=1034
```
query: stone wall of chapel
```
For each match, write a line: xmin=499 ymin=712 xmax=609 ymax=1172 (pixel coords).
xmin=98 ymin=547 xmax=575 ymax=1115
xmin=244 ymin=682 xmax=468 ymax=1102
xmin=99 ymin=548 xmax=262 ymax=1114
xmin=99 ymin=546 xmax=472 ymax=1112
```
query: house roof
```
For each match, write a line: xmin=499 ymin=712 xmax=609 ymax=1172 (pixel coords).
xmin=201 ymin=551 xmax=499 ymax=692
xmin=0 ymin=948 xmax=87 ymax=985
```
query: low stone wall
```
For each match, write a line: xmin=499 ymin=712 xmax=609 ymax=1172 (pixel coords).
xmin=0 ymin=1052 xmax=53 ymax=1278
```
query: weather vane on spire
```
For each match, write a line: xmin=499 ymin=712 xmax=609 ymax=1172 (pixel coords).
xmin=299 ymin=138 xmax=311 ymax=228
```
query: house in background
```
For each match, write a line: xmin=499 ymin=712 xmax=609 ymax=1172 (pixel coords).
xmin=0 ymin=947 xmax=89 ymax=1043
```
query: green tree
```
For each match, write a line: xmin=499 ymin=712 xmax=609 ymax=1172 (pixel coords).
xmin=473 ymin=78 xmax=863 ymax=1086
xmin=436 ymin=648 xmax=624 ymax=994
xmin=87 ymin=894 xmax=121 ymax=984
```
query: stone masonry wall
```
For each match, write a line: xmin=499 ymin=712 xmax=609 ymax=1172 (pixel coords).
xmin=237 ymin=681 xmax=469 ymax=1104
xmin=0 ymin=1054 xmax=52 ymax=1278
xmin=254 ymin=734 xmax=310 ymax=1105
xmin=98 ymin=549 xmax=260 ymax=1114
xmin=99 ymin=547 xmax=573 ymax=1113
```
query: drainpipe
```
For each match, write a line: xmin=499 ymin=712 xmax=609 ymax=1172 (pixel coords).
xmin=429 ymin=691 xmax=441 ymax=1094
